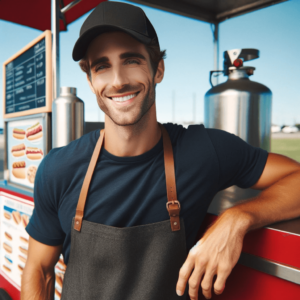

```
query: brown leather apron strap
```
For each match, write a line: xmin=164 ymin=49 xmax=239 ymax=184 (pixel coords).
xmin=74 ymin=124 xmax=180 ymax=232
xmin=159 ymin=123 xmax=181 ymax=231
xmin=74 ymin=129 xmax=105 ymax=231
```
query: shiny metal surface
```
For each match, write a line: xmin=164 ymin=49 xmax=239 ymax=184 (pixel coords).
xmin=205 ymin=65 xmax=272 ymax=225
xmin=239 ymin=252 xmax=300 ymax=285
xmin=61 ymin=0 xmax=82 ymax=14
xmin=205 ymin=68 xmax=272 ymax=150
xmin=208 ymin=185 xmax=261 ymax=215
xmin=213 ymin=23 xmax=219 ymax=85
xmin=52 ymin=87 xmax=84 ymax=148
xmin=51 ymin=0 xmax=60 ymax=100
xmin=208 ymin=187 xmax=300 ymax=236
xmin=267 ymin=218 xmax=300 ymax=236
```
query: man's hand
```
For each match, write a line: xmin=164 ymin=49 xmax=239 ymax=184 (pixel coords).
xmin=176 ymin=210 xmax=251 ymax=299
xmin=176 ymin=153 xmax=300 ymax=299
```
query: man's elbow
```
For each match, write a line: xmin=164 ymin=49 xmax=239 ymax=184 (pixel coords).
xmin=250 ymin=153 xmax=300 ymax=190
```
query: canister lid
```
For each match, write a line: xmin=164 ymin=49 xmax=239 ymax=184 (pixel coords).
xmin=60 ymin=87 xmax=77 ymax=96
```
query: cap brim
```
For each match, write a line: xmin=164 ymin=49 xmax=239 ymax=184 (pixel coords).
xmin=72 ymin=25 xmax=152 ymax=61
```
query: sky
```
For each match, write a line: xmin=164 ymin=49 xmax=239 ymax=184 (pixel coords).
xmin=0 ymin=0 xmax=299 ymax=126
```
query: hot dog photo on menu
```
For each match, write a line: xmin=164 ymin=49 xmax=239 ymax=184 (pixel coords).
xmin=11 ymin=144 xmax=43 ymax=160
xmin=11 ymin=143 xmax=26 ymax=157
xmin=12 ymin=161 xmax=26 ymax=179
xmin=26 ymin=147 xmax=43 ymax=160
xmin=1 ymin=198 xmax=33 ymax=286
xmin=12 ymin=128 xmax=25 ymax=140
xmin=8 ymin=118 xmax=45 ymax=188
xmin=26 ymin=122 xmax=43 ymax=141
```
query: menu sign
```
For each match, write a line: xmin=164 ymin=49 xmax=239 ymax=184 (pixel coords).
xmin=0 ymin=193 xmax=33 ymax=289
xmin=0 ymin=191 xmax=65 ymax=292
xmin=7 ymin=116 xmax=46 ymax=189
xmin=3 ymin=30 xmax=52 ymax=119
xmin=5 ymin=39 xmax=46 ymax=114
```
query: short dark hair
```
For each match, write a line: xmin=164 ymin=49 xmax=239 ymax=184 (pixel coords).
xmin=79 ymin=37 xmax=166 ymax=80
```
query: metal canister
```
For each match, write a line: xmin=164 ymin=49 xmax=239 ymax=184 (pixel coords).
xmin=204 ymin=48 xmax=272 ymax=151
xmin=205 ymin=49 xmax=272 ymax=215
xmin=52 ymin=87 xmax=84 ymax=148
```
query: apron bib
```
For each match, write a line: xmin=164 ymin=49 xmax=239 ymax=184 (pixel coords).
xmin=61 ymin=124 xmax=188 ymax=300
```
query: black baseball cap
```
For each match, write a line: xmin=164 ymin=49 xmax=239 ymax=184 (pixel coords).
xmin=72 ymin=1 xmax=159 ymax=61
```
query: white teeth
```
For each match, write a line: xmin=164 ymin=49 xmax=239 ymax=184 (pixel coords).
xmin=111 ymin=93 xmax=137 ymax=102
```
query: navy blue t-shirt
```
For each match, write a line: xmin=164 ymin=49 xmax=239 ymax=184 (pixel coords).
xmin=26 ymin=123 xmax=268 ymax=265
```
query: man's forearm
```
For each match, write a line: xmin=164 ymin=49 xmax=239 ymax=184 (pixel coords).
xmin=21 ymin=266 xmax=55 ymax=300
xmin=227 ymin=170 xmax=300 ymax=232
xmin=175 ymin=169 xmax=300 ymax=299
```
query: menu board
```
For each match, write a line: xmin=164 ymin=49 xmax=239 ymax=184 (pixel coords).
xmin=5 ymin=39 xmax=46 ymax=114
xmin=0 ymin=191 xmax=66 ymax=293
xmin=7 ymin=116 xmax=46 ymax=189
xmin=3 ymin=30 xmax=52 ymax=119
xmin=0 ymin=193 xmax=33 ymax=289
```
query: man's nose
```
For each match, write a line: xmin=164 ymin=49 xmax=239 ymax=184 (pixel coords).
xmin=111 ymin=66 xmax=129 ymax=90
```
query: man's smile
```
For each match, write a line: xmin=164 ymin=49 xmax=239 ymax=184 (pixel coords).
xmin=107 ymin=92 xmax=140 ymax=106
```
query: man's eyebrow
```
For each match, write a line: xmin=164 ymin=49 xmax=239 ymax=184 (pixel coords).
xmin=90 ymin=52 xmax=146 ymax=70
xmin=119 ymin=52 xmax=146 ymax=60
xmin=90 ymin=57 xmax=109 ymax=69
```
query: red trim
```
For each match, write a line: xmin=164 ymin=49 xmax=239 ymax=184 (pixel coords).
xmin=0 ymin=273 xmax=20 ymax=299
xmin=0 ymin=187 xmax=33 ymax=202
xmin=1 ymin=194 xmax=34 ymax=206
xmin=189 ymin=264 xmax=300 ymax=300
xmin=0 ymin=0 xmax=108 ymax=32
xmin=243 ymin=225 xmax=300 ymax=269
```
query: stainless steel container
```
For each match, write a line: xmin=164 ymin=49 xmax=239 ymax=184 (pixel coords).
xmin=52 ymin=87 xmax=84 ymax=148
xmin=205 ymin=49 xmax=272 ymax=215
xmin=204 ymin=49 xmax=272 ymax=151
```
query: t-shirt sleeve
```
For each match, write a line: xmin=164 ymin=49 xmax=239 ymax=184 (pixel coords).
xmin=26 ymin=154 xmax=65 ymax=245
xmin=206 ymin=128 xmax=269 ymax=191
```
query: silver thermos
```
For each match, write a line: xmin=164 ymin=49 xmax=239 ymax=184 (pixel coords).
xmin=205 ymin=49 xmax=272 ymax=214
xmin=52 ymin=87 xmax=84 ymax=148
xmin=204 ymin=48 xmax=272 ymax=151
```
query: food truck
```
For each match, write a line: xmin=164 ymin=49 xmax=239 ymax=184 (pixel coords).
xmin=0 ymin=0 xmax=299 ymax=299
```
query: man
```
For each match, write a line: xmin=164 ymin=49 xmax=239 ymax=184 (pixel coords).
xmin=22 ymin=2 xmax=300 ymax=300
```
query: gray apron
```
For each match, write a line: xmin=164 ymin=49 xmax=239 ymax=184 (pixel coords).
xmin=61 ymin=124 xmax=188 ymax=300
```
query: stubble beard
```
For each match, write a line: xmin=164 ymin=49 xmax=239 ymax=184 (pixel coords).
xmin=95 ymin=80 xmax=156 ymax=127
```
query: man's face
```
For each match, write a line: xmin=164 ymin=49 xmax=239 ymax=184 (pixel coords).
xmin=86 ymin=31 xmax=164 ymax=126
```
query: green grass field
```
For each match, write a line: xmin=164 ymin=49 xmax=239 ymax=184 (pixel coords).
xmin=271 ymin=139 xmax=300 ymax=162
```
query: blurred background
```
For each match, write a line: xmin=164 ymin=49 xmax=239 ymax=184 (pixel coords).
xmin=0 ymin=0 xmax=300 ymax=180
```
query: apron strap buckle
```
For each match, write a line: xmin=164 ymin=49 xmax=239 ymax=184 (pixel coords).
xmin=166 ymin=200 xmax=181 ymax=231
xmin=74 ymin=210 xmax=84 ymax=232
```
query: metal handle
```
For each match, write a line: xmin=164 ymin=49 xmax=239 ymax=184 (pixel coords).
xmin=239 ymin=252 xmax=300 ymax=285
xmin=239 ymin=49 xmax=259 ymax=62
xmin=209 ymin=71 xmax=224 ymax=87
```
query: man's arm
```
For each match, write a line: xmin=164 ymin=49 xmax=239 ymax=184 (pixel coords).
xmin=176 ymin=153 xmax=300 ymax=300
xmin=244 ymin=152 xmax=300 ymax=227
xmin=21 ymin=237 xmax=62 ymax=300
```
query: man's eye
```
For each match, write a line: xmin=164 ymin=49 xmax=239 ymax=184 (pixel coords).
xmin=95 ymin=65 xmax=107 ymax=72
xmin=125 ymin=59 xmax=139 ymax=65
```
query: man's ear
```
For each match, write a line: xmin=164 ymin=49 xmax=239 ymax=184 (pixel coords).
xmin=154 ymin=59 xmax=165 ymax=84
xmin=87 ymin=74 xmax=96 ymax=94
